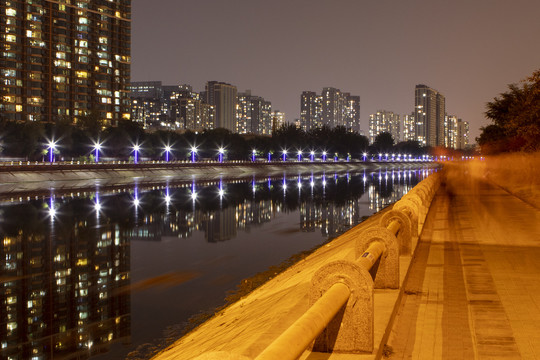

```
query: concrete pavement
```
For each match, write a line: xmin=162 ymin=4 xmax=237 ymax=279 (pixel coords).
xmin=386 ymin=171 xmax=540 ymax=359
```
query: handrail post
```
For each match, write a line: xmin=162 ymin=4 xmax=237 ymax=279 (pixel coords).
xmin=309 ymin=260 xmax=375 ymax=354
xmin=356 ymin=226 xmax=399 ymax=289
xmin=255 ymin=282 xmax=351 ymax=360
xmin=380 ymin=210 xmax=412 ymax=254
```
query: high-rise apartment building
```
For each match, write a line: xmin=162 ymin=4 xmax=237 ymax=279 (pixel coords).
xmin=205 ymin=81 xmax=237 ymax=132
xmin=170 ymin=87 xmax=215 ymax=131
xmin=300 ymin=91 xmax=322 ymax=132
xmin=402 ymin=113 xmax=416 ymax=142
xmin=369 ymin=110 xmax=400 ymax=144
xmin=414 ymin=85 xmax=445 ymax=147
xmin=129 ymin=81 xmax=184 ymax=128
xmin=272 ymin=111 xmax=285 ymax=133
xmin=236 ymin=90 xmax=272 ymax=135
xmin=457 ymin=118 xmax=470 ymax=149
xmin=1 ymin=0 xmax=131 ymax=125
xmin=444 ymin=114 xmax=458 ymax=149
xmin=322 ymin=87 xmax=345 ymax=128
xmin=300 ymin=88 xmax=360 ymax=132
xmin=344 ymin=95 xmax=361 ymax=132
xmin=444 ymin=115 xmax=470 ymax=149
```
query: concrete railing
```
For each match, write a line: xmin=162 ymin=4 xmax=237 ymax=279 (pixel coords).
xmin=194 ymin=172 xmax=441 ymax=360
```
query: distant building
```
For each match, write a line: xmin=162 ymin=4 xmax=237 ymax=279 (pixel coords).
xmin=444 ymin=115 xmax=458 ymax=149
xmin=415 ymin=85 xmax=445 ymax=147
xmin=129 ymin=82 xmax=186 ymax=128
xmin=369 ymin=110 xmax=400 ymax=144
xmin=300 ymin=91 xmax=322 ymax=132
xmin=272 ymin=111 xmax=286 ymax=133
xmin=344 ymin=95 xmax=361 ymax=132
xmin=402 ymin=113 xmax=416 ymax=142
xmin=322 ymin=87 xmax=345 ymax=128
xmin=130 ymin=81 xmax=165 ymax=127
xmin=457 ymin=118 xmax=470 ymax=149
xmin=300 ymin=88 xmax=360 ymax=132
xmin=170 ymin=88 xmax=215 ymax=131
xmin=0 ymin=0 xmax=131 ymax=125
xmin=205 ymin=81 xmax=238 ymax=132
xmin=444 ymin=115 xmax=470 ymax=149
xmin=236 ymin=90 xmax=273 ymax=135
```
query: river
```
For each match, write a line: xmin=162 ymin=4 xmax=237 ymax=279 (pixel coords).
xmin=0 ymin=164 xmax=437 ymax=359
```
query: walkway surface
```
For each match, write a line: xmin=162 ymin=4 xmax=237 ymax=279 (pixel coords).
xmin=386 ymin=173 xmax=540 ymax=359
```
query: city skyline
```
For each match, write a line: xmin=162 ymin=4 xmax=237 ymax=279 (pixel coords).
xmin=131 ymin=0 xmax=540 ymax=141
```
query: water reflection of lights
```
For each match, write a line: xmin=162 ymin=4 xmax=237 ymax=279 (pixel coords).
xmin=48 ymin=198 xmax=56 ymax=218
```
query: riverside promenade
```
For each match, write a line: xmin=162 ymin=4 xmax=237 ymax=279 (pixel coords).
xmin=386 ymin=167 xmax=540 ymax=359
xmin=152 ymin=162 xmax=540 ymax=360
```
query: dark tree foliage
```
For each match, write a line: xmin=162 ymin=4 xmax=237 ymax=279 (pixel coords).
xmin=0 ymin=121 xmax=44 ymax=158
xmin=371 ymin=132 xmax=394 ymax=153
xmin=394 ymin=140 xmax=423 ymax=156
xmin=1 ymin=119 xmax=426 ymax=161
xmin=479 ymin=68 xmax=540 ymax=153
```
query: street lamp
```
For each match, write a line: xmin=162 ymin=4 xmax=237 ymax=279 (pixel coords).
xmin=218 ymin=147 xmax=225 ymax=163
xmin=297 ymin=150 xmax=302 ymax=162
xmin=92 ymin=141 xmax=102 ymax=163
xmin=282 ymin=149 xmax=287 ymax=162
xmin=385 ymin=153 xmax=389 ymax=161
xmin=378 ymin=153 xmax=382 ymax=162
xmin=164 ymin=145 xmax=172 ymax=162
xmin=322 ymin=151 xmax=327 ymax=162
xmin=191 ymin=146 xmax=198 ymax=163
xmin=133 ymin=144 xmax=140 ymax=164
xmin=47 ymin=140 xmax=57 ymax=163
xmin=310 ymin=150 xmax=315 ymax=162
xmin=251 ymin=149 xmax=256 ymax=162
xmin=362 ymin=152 xmax=367 ymax=162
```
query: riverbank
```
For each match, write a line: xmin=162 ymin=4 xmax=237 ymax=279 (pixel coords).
xmin=150 ymin=202 xmax=421 ymax=360
xmin=0 ymin=161 xmax=435 ymax=196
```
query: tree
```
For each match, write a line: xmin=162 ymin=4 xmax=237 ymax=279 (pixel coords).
xmin=372 ymin=132 xmax=394 ymax=153
xmin=480 ymin=68 xmax=540 ymax=152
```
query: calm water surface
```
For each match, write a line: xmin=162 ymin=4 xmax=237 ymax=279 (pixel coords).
xmin=0 ymin=166 xmax=437 ymax=359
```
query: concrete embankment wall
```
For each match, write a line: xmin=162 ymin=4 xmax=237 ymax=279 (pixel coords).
xmin=0 ymin=161 xmax=433 ymax=194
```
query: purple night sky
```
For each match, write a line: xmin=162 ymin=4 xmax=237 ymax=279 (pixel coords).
xmin=131 ymin=0 xmax=540 ymax=141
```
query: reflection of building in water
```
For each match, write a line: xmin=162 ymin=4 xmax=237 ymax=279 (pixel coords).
xmin=129 ymin=213 xmax=163 ymax=241
xmin=204 ymin=206 xmax=237 ymax=242
xmin=162 ymin=210 xmax=203 ymax=239
xmin=369 ymin=174 xmax=415 ymax=212
xmin=0 ymin=212 xmax=130 ymax=359
xmin=156 ymin=199 xmax=275 ymax=242
xmin=236 ymin=200 xmax=273 ymax=232
xmin=300 ymin=199 xmax=362 ymax=237
xmin=321 ymin=200 xmax=362 ymax=237
xmin=300 ymin=200 xmax=321 ymax=232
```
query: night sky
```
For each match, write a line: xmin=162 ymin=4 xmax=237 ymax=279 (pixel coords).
xmin=131 ymin=0 xmax=540 ymax=141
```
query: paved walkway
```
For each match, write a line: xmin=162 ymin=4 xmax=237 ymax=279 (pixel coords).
xmin=386 ymin=174 xmax=540 ymax=359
